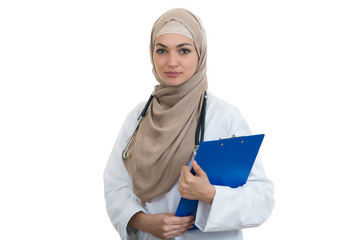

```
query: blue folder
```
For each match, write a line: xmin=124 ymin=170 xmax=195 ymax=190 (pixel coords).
xmin=175 ymin=134 xmax=265 ymax=223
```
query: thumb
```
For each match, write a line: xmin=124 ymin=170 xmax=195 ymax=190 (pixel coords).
xmin=192 ymin=160 xmax=205 ymax=176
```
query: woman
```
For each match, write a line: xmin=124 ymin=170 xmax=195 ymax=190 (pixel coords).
xmin=104 ymin=8 xmax=274 ymax=240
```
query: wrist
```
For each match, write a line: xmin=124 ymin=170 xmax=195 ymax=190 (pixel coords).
xmin=201 ymin=185 xmax=216 ymax=204
xmin=128 ymin=211 xmax=149 ymax=232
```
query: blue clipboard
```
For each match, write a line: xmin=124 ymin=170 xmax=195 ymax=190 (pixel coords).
xmin=175 ymin=134 xmax=265 ymax=225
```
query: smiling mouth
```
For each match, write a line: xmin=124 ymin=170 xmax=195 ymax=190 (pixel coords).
xmin=165 ymin=72 xmax=182 ymax=78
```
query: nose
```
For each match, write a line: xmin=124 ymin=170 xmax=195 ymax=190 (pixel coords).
xmin=168 ymin=52 xmax=179 ymax=68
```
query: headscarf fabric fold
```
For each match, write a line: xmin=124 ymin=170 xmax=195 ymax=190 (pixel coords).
xmin=123 ymin=8 xmax=208 ymax=202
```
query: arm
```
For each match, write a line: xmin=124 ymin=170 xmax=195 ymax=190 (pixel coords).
xmin=179 ymin=95 xmax=275 ymax=232
xmin=104 ymin=103 xmax=195 ymax=239
xmin=103 ymin=103 xmax=146 ymax=240
xmin=197 ymin=106 xmax=274 ymax=231
xmin=178 ymin=156 xmax=274 ymax=232
xmin=195 ymin=155 xmax=274 ymax=231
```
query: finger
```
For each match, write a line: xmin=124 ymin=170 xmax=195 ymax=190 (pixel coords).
xmin=192 ymin=160 xmax=205 ymax=176
xmin=178 ymin=174 xmax=189 ymax=195
xmin=181 ymin=215 xmax=195 ymax=222
xmin=171 ymin=220 xmax=195 ymax=232
xmin=182 ymin=165 xmax=191 ymax=171
xmin=168 ymin=215 xmax=194 ymax=225
xmin=181 ymin=165 xmax=194 ymax=179
xmin=165 ymin=218 xmax=195 ymax=232
xmin=180 ymin=166 xmax=189 ymax=179
xmin=178 ymin=170 xmax=187 ymax=188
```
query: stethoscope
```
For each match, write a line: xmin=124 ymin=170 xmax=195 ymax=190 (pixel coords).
xmin=122 ymin=92 xmax=207 ymax=160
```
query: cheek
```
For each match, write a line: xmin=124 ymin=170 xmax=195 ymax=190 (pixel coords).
xmin=153 ymin=57 xmax=162 ymax=71
xmin=188 ymin=57 xmax=198 ymax=75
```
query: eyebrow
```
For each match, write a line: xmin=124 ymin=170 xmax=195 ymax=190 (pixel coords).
xmin=155 ymin=43 xmax=193 ymax=48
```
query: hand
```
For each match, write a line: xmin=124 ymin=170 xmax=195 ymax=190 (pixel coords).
xmin=129 ymin=212 xmax=194 ymax=240
xmin=178 ymin=160 xmax=216 ymax=204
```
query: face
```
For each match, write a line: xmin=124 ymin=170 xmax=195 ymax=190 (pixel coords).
xmin=153 ymin=33 xmax=198 ymax=87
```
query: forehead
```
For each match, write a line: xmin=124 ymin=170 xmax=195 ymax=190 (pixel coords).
xmin=154 ymin=33 xmax=194 ymax=46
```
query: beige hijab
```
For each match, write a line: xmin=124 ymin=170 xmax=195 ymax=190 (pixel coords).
xmin=123 ymin=8 xmax=208 ymax=202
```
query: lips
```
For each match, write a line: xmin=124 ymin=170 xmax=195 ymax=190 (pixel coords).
xmin=165 ymin=72 xmax=182 ymax=78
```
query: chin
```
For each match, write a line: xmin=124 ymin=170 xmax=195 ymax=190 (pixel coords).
xmin=164 ymin=79 xmax=186 ymax=87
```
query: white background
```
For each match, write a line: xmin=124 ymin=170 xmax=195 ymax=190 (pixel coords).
xmin=1 ymin=0 xmax=359 ymax=239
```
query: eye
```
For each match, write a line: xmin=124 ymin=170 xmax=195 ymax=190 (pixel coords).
xmin=156 ymin=49 xmax=166 ymax=54
xmin=180 ymin=48 xmax=191 ymax=54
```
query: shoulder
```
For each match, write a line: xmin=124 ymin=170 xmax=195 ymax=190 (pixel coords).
xmin=205 ymin=92 xmax=251 ymax=139
xmin=206 ymin=92 xmax=240 ymax=114
xmin=128 ymin=101 xmax=146 ymax=120
xmin=206 ymin=92 xmax=245 ymax=122
xmin=115 ymin=100 xmax=147 ymax=147
xmin=121 ymin=101 xmax=146 ymax=130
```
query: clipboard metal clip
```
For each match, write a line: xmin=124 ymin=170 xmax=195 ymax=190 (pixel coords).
xmin=219 ymin=134 xmax=238 ymax=140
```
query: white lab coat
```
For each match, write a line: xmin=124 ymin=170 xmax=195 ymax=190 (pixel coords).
xmin=104 ymin=92 xmax=274 ymax=240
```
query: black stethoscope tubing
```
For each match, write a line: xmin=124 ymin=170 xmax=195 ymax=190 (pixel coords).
xmin=122 ymin=92 xmax=207 ymax=159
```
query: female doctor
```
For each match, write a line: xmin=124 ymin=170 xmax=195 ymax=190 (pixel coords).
xmin=104 ymin=8 xmax=274 ymax=240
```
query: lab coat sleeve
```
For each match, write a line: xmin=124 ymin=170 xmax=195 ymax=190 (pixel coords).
xmin=103 ymin=103 xmax=147 ymax=240
xmin=195 ymin=103 xmax=275 ymax=232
